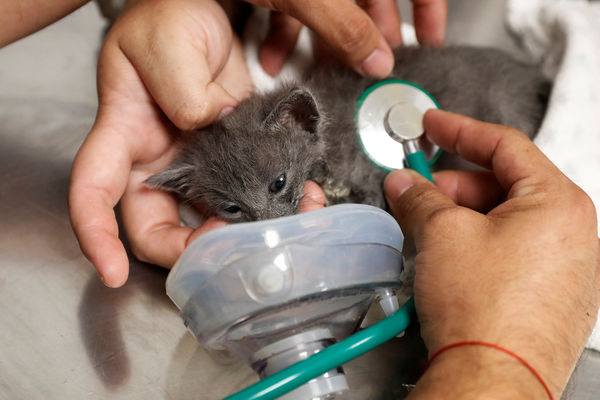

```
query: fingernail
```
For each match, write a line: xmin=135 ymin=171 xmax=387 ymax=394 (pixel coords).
xmin=98 ymin=271 xmax=113 ymax=288
xmin=259 ymin=45 xmax=285 ymax=77
xmin=360 ymin=48 xmax=393 ymax=78
xmin=384 ymin=170 xmax=416 ymax=200
xmin=98 ymin=269 xmax=122 ymax=288
xmin=218 ymin=106 xmax=235 ymax=120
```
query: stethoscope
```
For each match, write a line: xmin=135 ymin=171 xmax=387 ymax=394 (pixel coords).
xmin=356 ymin=79 xmax=440 ymax=182
xmin=224 ymin=81 xmax=438 ymax=400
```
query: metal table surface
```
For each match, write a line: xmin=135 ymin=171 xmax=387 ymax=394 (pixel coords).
xmin=1 ymin=2 xmax=598 ymax=400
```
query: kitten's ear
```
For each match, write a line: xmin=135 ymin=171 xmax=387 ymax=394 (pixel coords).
xmin=264 ymin=88 xmax=319 ymax=134
xmin=145 ymin=162 xmax=195 ymax=197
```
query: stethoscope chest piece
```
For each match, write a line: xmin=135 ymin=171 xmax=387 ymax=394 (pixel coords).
xmin=356 ymin=80 xmax=441 ymax=170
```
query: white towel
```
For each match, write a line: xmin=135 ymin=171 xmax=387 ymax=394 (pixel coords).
xmin=506 ymin=0 xmax=600 ymax=351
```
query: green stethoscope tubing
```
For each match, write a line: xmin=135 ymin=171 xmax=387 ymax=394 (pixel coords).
xmin=406 ymin=151 xmax=435 ymax=182
xmin=224 ymin=81 xmax=437 ymax=400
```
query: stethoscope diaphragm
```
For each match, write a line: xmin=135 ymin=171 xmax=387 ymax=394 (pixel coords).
xmin=355 ymin=80 xmax=442 ymax=170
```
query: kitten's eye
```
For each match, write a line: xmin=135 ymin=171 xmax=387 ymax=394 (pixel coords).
xmin=224 ymin=205 xmax=241 ymax=214
xmin=269 ymin=173 xmax=286 ymax=193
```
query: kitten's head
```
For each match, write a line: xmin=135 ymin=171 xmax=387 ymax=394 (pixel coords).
xmin=146 ymin=87 xmax=325 ymax=223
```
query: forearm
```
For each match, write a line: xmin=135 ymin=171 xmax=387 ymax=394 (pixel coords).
xmin=407 ymin=336 xmax=580 ymax=400
xmin=405 ymin=286 xmax=591 ymax=400
xmin=0 ymin=0 xmax=90 ymax=47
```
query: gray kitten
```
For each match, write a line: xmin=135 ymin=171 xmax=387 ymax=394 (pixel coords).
xmin=147 ymin=46 xmax=550 ymax=223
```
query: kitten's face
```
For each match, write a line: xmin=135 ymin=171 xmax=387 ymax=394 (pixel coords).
xmin=147 ymin=88 xmax=324 ymax=223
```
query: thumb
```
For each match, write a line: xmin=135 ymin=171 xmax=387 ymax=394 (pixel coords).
xmin=124 ymin=34 xmax=239 ymax=131
xmin=384 ymin=169 xmax=457 ymax=242
xmin=112 ymin=0 xmax=240 ymax=130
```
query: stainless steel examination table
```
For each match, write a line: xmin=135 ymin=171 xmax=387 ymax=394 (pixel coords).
xmin=1 ymin=2 xmax=598 ymax=399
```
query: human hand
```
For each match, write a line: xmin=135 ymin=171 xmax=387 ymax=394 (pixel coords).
xmin=254 ymin=0 xmax=447 ymax=77
xmin=384 ymin=110 xmax=599 ymax=398
xmin=69 ymin=0 xmax=328 ymax=288
xmin=69 ymin=0 xmax=255 ymax=288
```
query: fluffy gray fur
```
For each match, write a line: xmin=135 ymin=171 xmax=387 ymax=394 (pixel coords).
xmin=147 ymin=46 xmax=550 ymax=223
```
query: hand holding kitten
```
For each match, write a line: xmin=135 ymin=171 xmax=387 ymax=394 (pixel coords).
xmin=69 ymin=0 xmax=254 ymax=287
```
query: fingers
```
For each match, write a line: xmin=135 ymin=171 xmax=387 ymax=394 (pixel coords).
xmin=129 ymin=42 xmax=236 ymax=132
xmin=114 ymin=0 xmax=240 ymax=130
xmin=259 ymin=0 xmax=401 ymax=77
xmin=187 ymin=217 xmax=229 ymax=246
xmin=259 ymin=11 xmax=303 ymax=76
xmin=69 ymin=124 xmax=133 ymax=288
xmin=251 ymin=0 xmax=394 ymax=78
xmin=119 ymin=170 xmax=193 ymax=268
xmin=68 ymin=190 xmax=130 ymax=288
xmin=384 ymin=169 xmax=460 ymax=241
xmin=217 ymin=36 xmax=254 ymax=101
xmin=411 ymin=0 xmax=447 ymax=46
xmin=357 ymin=0 xmax=402 ymax=47
xmin=423 ymin=110 xmax=560 ymax=196
xmin=121 ymin=170 xmax=231 ymax=267
xmin=299 ymin=180 xmax=326 ymax=213
xmin=433 ymin=170 xmax=503 ymax=213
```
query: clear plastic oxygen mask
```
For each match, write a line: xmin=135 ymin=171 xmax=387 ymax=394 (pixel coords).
xmin=166 ymin=204 xmax=405 ymax=400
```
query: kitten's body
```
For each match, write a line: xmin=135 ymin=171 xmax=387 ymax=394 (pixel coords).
xmin=148 ymin=46 xmax=550 ymax=222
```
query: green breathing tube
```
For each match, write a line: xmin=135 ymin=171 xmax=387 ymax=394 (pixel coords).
xmin=224 ymin=298 xmax=416 ymax=400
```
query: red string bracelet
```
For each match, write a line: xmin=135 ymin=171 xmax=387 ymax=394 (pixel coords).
xmin=424 ymin=341 xmax=554 ymax=400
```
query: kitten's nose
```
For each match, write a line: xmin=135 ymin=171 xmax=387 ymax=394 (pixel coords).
xmin=253 ymin=209 xmax=273 ymax=221
xmin=256 ymin=204 xmax=291 ymax=221
xmin=256 ymin=211 xmax=278 ymax=221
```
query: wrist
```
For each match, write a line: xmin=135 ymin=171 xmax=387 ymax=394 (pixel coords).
xmin=407 ymin=343 xmax=555 ymax=400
